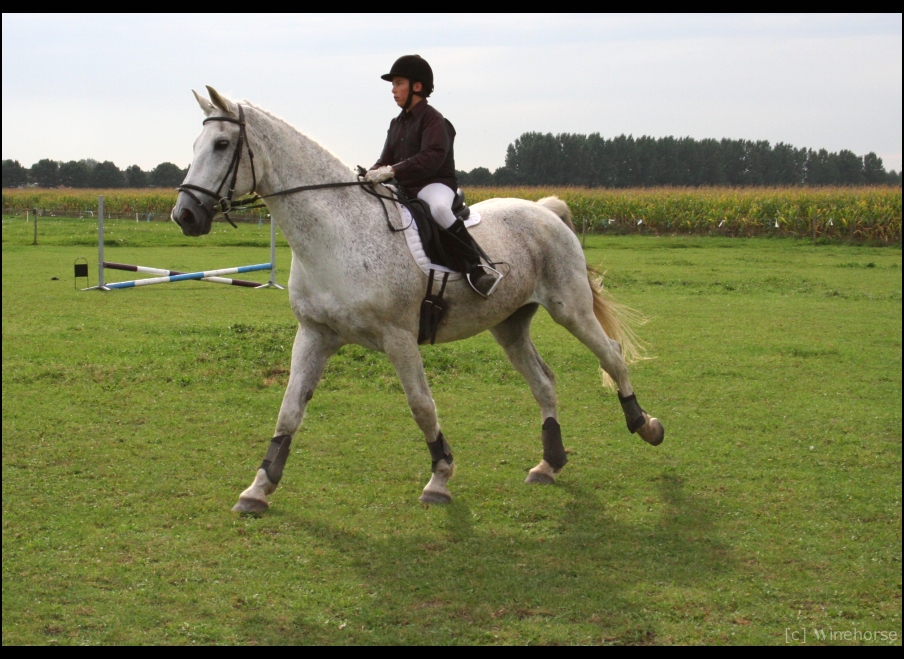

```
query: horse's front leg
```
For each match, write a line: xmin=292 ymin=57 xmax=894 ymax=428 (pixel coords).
xmin=383 ymin=331 xmax=454 ymax=504
xmin=233 ymin=323 xmax=342 ymax=513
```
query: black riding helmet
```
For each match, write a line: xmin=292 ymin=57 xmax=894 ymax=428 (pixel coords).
xmin=381 ymin=54 xmax=434 ymax=109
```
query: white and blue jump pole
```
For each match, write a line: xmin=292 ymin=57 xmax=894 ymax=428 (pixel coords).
xmin=102 ymin=263 xmax=273 ymax=289
xmin=102 ymin=262 xmax=267 ymax=288
xmin=84 ymin=196 xmax=285 ymax=291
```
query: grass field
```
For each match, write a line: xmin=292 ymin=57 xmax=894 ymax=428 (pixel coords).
xmin=2 ymin=215 xmax=901 ymax=645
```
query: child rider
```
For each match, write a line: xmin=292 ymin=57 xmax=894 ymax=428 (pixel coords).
xmin=365 ymin=54 xmax=502 ymax=298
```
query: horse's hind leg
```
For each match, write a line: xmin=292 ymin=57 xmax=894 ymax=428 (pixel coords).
xmin=544 ymin=280 xmax=664 ymax=446
xmin=383 ymin=331 xmax=454 ymax=504
xmin=490 ymin=304 xmax=568 ymax=484
xmin=233 ymin=323 xmax=342 ymax=513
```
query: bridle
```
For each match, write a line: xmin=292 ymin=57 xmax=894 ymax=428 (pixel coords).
xmin=177 ymin=105 xmax=257 ymax=228
xmin=177 ymin=103 xmax=384 ymax=229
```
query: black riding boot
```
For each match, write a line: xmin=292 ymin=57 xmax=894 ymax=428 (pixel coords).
xmin=447 ymin=219 xmax=503 ymax=298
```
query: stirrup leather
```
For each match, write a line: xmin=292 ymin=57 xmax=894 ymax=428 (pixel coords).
xmin=466 ymin=264 xmax=504 ymax=299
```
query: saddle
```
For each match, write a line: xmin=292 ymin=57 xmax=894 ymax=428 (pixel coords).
xmin=391 ymin=187 xmax=495 ymax=345
xmin=401 ymin=188 xmax=471 ymax=273
xmin=355 ymin=171 xmax=501 ymax=345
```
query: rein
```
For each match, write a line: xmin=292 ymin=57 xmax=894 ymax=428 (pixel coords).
xmin=177 ymin=104 xmax=402 ymax=231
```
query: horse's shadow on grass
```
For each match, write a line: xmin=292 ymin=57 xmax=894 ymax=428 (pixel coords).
xmin=242 ymin=472 xmax=734 ymax=644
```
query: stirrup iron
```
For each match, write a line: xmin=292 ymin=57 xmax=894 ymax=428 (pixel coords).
xmin=466 ymin=264 xmax=504 ymax=299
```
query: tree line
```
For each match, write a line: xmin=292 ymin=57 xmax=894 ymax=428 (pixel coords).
xmin=456 ymin=133 xmax=902 ymax=187
xmin=1 ymin=159 xmax=188 ymax=189
xmin=6 ymin=134 xmax=901 ymax=190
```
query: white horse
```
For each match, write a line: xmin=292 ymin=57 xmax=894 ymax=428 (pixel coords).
xmin=172 ymin=86 xmax=664 ymax=513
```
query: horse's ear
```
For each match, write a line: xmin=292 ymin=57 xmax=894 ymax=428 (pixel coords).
xmin=206 ymin=85 xmax=238 ymax=117
xmin=193 ymin=89 xmax=215 ymax=116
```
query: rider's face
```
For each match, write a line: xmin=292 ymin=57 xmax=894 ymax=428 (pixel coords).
xmin=392 ymin=77 xmax=423 ymax=109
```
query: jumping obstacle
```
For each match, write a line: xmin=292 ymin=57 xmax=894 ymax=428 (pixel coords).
xmin=83 ymin=195 xmax=284 ymax=291
xmin=101 ymin=263 xmax=273 ymax=289
xmin=104 ymin=261 xmax=270 ymax=288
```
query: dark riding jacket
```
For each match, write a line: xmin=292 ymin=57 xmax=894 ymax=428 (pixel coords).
xmin=372 ymin=100 xmax=458 ymax=197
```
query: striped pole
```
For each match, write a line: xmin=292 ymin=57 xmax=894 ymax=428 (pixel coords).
xmin=103 ymin=262 xmax=265 ymax=288
xmin=103 ymin=264 xmax=272 ymax=289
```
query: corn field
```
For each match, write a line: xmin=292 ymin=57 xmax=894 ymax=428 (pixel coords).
xmin=464 ymin=186 xmax=902 ymax=244
xmin=3 ymin=185 xmax=901 ymax=243
xmin=2 ymin=188 xmax=179 ymax=214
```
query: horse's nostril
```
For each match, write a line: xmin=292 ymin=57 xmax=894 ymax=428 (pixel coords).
xmin=180 ymin=208 xmax=196 ymax=226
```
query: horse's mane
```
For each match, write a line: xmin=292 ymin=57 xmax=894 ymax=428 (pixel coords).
xmin=242 ymin=101 xmax=355 ymax=176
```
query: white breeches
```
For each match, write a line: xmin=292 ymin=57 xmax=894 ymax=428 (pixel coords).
xmin=417 ymin=182 xmax=457 ymax=229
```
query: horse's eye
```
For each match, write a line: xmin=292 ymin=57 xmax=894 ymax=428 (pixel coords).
xmin=214 ymin=139 xmax=229 ymax=151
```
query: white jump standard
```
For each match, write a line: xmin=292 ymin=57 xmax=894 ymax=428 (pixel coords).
xmin=84 ymin=194 xmax=284 ymax=291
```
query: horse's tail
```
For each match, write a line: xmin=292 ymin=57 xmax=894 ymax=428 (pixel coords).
xmin=537 ymin=196 xmax=647 ymax=391
xmin=585 ymin=268 xmax=647 ymax=390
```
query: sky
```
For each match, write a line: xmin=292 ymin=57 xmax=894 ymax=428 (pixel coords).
xmin=2 ymin=13 xmax=902 ymax=174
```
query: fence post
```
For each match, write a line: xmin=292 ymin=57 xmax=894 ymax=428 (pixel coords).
xmin=97 ymin=196 xmax=106 ymax=290
xmin=32 ymin=208 xmax=38 ymax=245
xmin=263 ymin=217 xmax=285 ymax=289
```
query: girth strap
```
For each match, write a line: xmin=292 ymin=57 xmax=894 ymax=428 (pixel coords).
xmin=418 ymin=268 xmax=449 ymax=345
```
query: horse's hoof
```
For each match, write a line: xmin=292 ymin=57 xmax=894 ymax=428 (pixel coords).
xmin=419 ymin=490 xmax=452 ymax=504
xmin=232 ymin=496 xmax=269 ymax=513
xmin=638 ymin=417 xmax=665 ymax=446
xmin=525 ymin=471 xmax=556 ymax=485
xmin=525 ymin=459 xmax=558 ymax=484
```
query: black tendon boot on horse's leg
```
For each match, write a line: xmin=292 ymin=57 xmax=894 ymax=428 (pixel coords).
xmin=447 ymin=219 xmax=503 ymax=298
xmin=525 ymin=417 xmax=568 ymax=484
xmin=421 ymin=432 xmax=454 ymax=503
xmin=233 ymin=434 xmax=292 ymax=513
xmin=619 ymin=391 xmax=665 ymax=446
